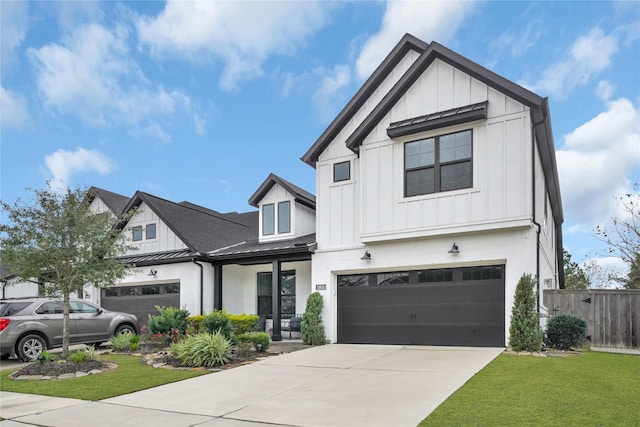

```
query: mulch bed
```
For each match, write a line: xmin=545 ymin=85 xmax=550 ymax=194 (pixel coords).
xmin=14 ymin=360 xmax=110 ymax=377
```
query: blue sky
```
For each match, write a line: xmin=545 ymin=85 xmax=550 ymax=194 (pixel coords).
xmin=1 ymin=1 xmax=639 ymax=283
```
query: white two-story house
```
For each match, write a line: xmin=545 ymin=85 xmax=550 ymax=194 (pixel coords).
xmin=302 ymin=34 xmax=563 ymax=347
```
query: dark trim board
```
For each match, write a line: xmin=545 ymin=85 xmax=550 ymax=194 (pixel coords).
xmin=337 ymin=266 xmax=505 ymax=347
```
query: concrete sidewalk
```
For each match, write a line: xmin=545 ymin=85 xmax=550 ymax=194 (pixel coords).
xmin=1 ymin=345 xmax=503 ymax=427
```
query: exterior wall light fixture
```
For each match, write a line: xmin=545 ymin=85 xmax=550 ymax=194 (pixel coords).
xmin=148 ymin=268 xmax=157 ymax=276
xmin=448 ymin=243 xmax=460 ymax=254
xmin=361 ymin=250 xmax=372 ymax=261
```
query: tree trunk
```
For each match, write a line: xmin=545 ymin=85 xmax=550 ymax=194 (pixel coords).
xmin=62 ymin=292 xmax=70 ymax=358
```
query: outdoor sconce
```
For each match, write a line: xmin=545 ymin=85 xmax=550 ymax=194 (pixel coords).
xmin=148 ymin=268 xmax=157 ymax=277
xmin=448 ymin=243 xmax=460 ymax=254
xmin=361 ymin=250 xmax=371 ymax=261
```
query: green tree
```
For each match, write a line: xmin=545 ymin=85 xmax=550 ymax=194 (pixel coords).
xmin=508 ymin=274 xmax=543 ymax=352
xmin=563 ymin=249 xmax=590 ymax=289
xmin=596 ymin=185 xmax=640 ymax=289
xmin=1 ymin=185 xmax=134 ymax=357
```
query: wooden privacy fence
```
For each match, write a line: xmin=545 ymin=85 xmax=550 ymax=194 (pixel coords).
xmin=543 ymin=290 xmax=640 ymax=350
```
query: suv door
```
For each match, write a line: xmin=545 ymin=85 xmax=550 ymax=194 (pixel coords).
xmin=33 ymin=301 xmax=78 ymax=346
xmin=70 ymin=301 xmax=111 ymax=343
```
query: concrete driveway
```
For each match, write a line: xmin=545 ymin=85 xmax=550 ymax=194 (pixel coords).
xmin=1 ymin=344 xmax=503 ymax=427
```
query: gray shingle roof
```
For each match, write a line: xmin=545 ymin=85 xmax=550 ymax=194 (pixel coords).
xmin=88 ymin=187 xmax=130 ymax=214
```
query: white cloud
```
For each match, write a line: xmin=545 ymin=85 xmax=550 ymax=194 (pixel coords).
xmin=0 ymin=85 xmax=29 ymax=129
xmin=356 ymin=1 xmax=476 ymax=80
xmin=140 ymin=123 xmax=171 ymax=143
xmin=595 ymin=80 xmax=615 ymax=102
xmin=527 ymin=27 xmax=618 ymax=99
xmin=312 ymin=65 xmax=352 ymax=122
xmin=45 ymin=148 xmax=116 ymax=189
xmin=29 ymin=23 xmax=191 ymax=128
xmin=557 ymin=97 xmax=640 ymax=231
xmin=136 ymin=1 xmax=332 ymax=91
xmin=194 ymin=114 xmax=206 ymax=136
xmin=0 ymin=0 xmax=29 ymax=69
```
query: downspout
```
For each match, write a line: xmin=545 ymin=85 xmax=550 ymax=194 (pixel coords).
xmin=532 ymin=114 xmax=546 ymax=313
xmin=192 ymin=257 xmax=204 ymax=315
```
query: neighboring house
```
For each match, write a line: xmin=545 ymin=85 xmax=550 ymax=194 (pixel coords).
xmin=86 ymin=174 xmax=316 ymax=340
xmin=301 ymin=34 xmax=563 ymax=347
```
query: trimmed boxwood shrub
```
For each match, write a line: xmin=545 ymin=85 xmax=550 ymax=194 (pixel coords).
xmin=202 ymin=310 xmax=233 ymax=338
xmin=148 ymin=306 xmax=190 ymax=335
xmin=228 ymin=314 xmax=260 ymax=335
xmin=236 ymin=331 xmax=270 ymax=351
xmin=301 ymin=292 xmax=326 ymax=346
xmin=546 ymin=314 xmax=587 ymax=349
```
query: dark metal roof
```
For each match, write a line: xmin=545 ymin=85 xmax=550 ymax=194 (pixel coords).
xmin=248 ymin=173 xmax=316 ymax=210
xmin=118 ymin=250 xmax=195 ymax=265
xmin=87 ymin=187 xmax=130 ymax=214
xmin=120 ymin=192 xmax=255 ymax=254
xmin=387 ymin=101 xmax=488 ymax=139
xmin=301 ymin=33 xmax=428 ymax=167
xmin=208 ymin=233 xmax=316 ymax=261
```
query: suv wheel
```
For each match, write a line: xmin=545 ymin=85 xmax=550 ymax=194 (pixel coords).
xmin=115 ymin=324 xmax=135 ymax=335
xmin=17 ymin=334 xmax=46 ymax=361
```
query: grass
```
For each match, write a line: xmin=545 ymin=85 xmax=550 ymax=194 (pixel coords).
xmin=420 ymin=351 xmax=640 ymax=427
xmin=0 ymin=354 xmax=209 ymax=401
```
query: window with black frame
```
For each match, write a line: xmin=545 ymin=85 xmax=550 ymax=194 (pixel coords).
xmin=405 ymin=129 xmax=472 ymax=197
xmin=257 ymin=270 xmax=296 ymax=318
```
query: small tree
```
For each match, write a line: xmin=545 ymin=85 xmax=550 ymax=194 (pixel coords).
xmin=0 ymin=184 xmax=134 ymax=357
xmin=563 ymin=249 xmax=590 ymax=289
xmin=596 ymin=185 xmax=640 ymax=289
xmin=301 ymin=292 xmax=326 ymax=346
xmin=508 ymin=274 xmax=543 ymax=352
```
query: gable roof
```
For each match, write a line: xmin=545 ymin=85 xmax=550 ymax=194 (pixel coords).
xmin=121 ymin=192 xmax=255 ymax=254
xmin=87 ymin=186 xmax=130 ymax=214
xmin=301 ymin=33 xmax=427 ymax=167
xmin=248 ymin=173 xmax=316 ymax=210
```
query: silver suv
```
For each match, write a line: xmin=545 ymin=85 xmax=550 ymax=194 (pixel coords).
xmin=0 ymin=298 xmax=139 ymax=360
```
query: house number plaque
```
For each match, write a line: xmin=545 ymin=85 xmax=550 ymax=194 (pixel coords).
xmin=315 ymin=284 xmax=327 ymax=290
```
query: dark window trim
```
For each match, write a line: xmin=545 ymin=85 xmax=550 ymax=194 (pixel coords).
xmin=333 ymin=161 xmax=351 ymax=182
xmin=145 ymin=223 xmax=157 ymax=240
xmin=257 ymin=270 xmax=296 ymax=318
xmin=404 ymin=129 xmax=473 ymax=198
xmin=132 ymin=226 xmax=143 ymax=241
xmin=262 ymin=203 xmax=275 ymax=236
xmin=278 ymin=201 xmax=291 ymax=234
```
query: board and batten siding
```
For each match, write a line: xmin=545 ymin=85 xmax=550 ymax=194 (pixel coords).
xmin=258 ymin=185 xmax=315 ymax=243
xmin=315 ymin=58 xmax=533 ymax=249
xmin=125 ymin=203 xmax=188 ymax=254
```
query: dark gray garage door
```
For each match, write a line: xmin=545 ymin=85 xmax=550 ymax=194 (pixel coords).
xmin=102 ymin=283 xmax=180 ymax=327
xmin=337 ymin=266 xmax=504 ymax=347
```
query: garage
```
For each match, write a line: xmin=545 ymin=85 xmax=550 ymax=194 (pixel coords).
xmin=337 ymin=265 xmax=504 ymax=347
xmin=101 ymin=283 xmax=180 ymax=327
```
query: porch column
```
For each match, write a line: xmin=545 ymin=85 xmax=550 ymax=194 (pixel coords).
xmin=271 ymin=260 xmax=282 ymax=341
xmin=213 ymin=264 xmax=223 ymax=311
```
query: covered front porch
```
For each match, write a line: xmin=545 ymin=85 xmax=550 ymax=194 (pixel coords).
xmin=209 ymin=234 xmax=315 ymax=341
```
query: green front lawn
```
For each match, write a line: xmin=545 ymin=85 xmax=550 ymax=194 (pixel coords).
xmin=420 ymin=352 xmax=640 ymax=426
xmin=0 ymin=354 xmax=208 ymax=401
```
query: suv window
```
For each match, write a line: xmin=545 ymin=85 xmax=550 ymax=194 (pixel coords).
xmin=0 ymin=302 xmax=32 ymax=316
xmin=35 ymin=302 xmax=64 ymax=314
xmin=70 ymin=301 xmax=99 ymax=313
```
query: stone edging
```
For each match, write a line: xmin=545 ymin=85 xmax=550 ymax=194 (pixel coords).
xmin=8 ymin=362 xmax=118 ymax=381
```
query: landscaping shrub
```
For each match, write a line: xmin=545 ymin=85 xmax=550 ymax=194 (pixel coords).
xmin=109 ymin=331 xmax=139 ymax=352
xmin=546 ymin=314 xmax=587 ymax=349
xmin=170 ymin=332 xmax=231 ymax=367
xmin=202 ymin=310 xmax=233 ymax=338
xmin=301 ymin=292 xmax=326 ymax=346
xmin=228 ymin=313 xmax=260 ymax=335
xmin=233 ymin=341 xmax=254 ymax=359
xmin=236 ymin=332 xmax=270 ymax=351
xmin=68 ymin=346 xmax=97 ymax=363
xmin=186 ymin=315 xmax=205 ymax=334
xmin=39 ymin=350 xmax=58 ymax=363
xmin=147 ymin=306 xmax=190 ymax=335
xmin=508 ymin=274 xmax=543 ymax=352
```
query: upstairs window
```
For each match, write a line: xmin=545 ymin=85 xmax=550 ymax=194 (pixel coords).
xmin=132 ymin=226 xmax=143 ymax=241
xmin=262 ymin=204 xmax=275 ymax=235
xmin=146 ymin=223 xmax=157 ymax=239
xmin=405 ymin=129 xmax=472 ymax=197
xmin=333 ymin=161 xmax=351 ymax=182
xmin=278 ymin=201 xmax=291 ymax=233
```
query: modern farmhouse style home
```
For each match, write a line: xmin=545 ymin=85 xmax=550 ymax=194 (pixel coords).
xmin=3 ymin=34 xmax=562 ymax=347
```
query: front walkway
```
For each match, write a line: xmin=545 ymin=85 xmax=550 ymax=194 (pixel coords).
xmin=1 ymin=345 xmax=503 ymax=427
